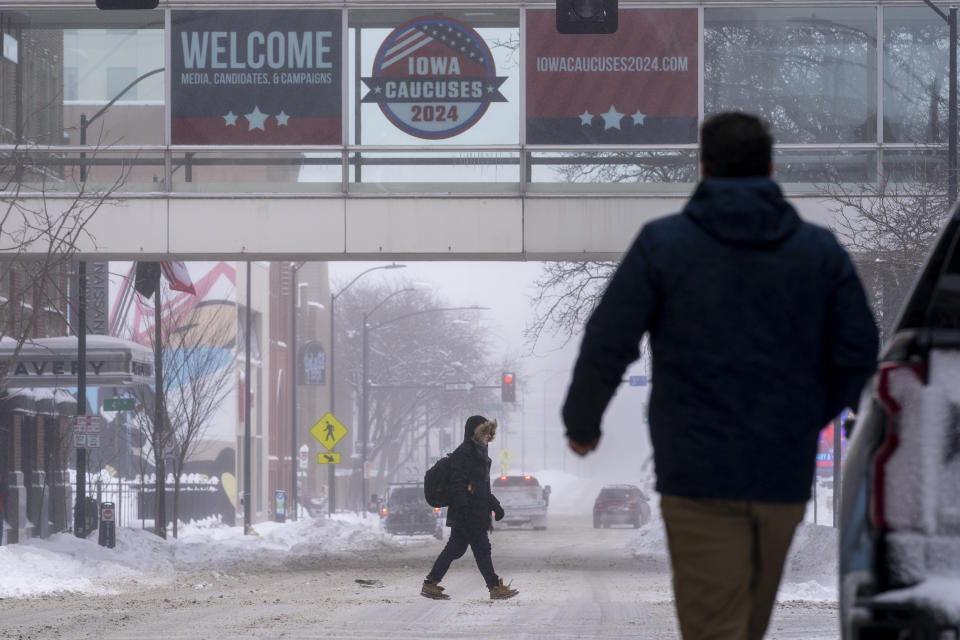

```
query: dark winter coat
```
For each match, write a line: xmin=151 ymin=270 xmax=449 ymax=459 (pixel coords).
xmin=445 ymin=421 xmax=502 ymax=532
xmin=562 ymin=177 xmax=879 ymax=503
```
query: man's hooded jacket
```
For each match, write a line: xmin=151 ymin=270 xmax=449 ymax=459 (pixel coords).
xmin=446 ymin=415 xmax=502 ymax=532
xmin=563 ymin=177 xmax=879 ymax=503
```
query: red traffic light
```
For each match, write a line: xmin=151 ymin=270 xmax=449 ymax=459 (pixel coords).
xmin=501 ymin=372 xmax=516 ymax=402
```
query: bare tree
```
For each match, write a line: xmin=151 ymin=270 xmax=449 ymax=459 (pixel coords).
xmin=333 ymin=280 xmax=516 ymax=506
xmin=129 ymin=294 xmax=235 ymax=537
xmin=0 ymin=137 xmax=122 ymax=381
xmin=524 ymin=261 xmax=617 ymax=350
xmin=163 ymin=301 xmax=235 ymax=537
xmin=822 ymin=165 xmax=950 ymax=342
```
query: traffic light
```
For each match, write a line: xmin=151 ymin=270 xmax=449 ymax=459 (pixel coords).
xmin=501 ymin=372 xmax=516 ymax=403
xmin=95 ymin=0 xmax=159 ymax=9
xmin=556 ymin=0 xmax=618 ymax=34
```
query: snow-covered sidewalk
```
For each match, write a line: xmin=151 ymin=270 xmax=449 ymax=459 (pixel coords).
xmin=0 ymin=513 xmax=398 ymax=598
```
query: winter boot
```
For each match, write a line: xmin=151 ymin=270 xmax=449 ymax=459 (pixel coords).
xmin=421 ymin=580 xmax=450 ymax=600
xmin=489 ymin=578 xmax=518 ymax=600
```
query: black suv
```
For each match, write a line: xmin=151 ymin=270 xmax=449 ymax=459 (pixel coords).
xmin=379 ymin=483 xmax=443 ymax=539
xmin=839 ymin=204 xmax=960 ymax=638
xmin=593 ymin=484 xmax=651 ymax=529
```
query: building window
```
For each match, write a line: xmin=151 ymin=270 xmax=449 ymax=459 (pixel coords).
xmin=106 ymin=66 xmax=137 ymax=101
xmin=704 ymin=7 xmax=878 ymax=144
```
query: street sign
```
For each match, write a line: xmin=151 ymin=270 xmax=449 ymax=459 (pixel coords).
xmin=103 ymin=397 xmax=135 ymax=411
xmin=310 ymin=412 xmax=348 ymax=451
xmin=74 ymin=433 xmax=101 ymax=448
xmin=299 ymin=444 xmax=309 ymax=470
xmin=73 ymin=415 xmax=102 ymax=433
xmin=317 ymin=452 xmax=341 ymax=464
xmin=443 ymin=381 xmax=475 ymax=392
xmin=628 ymin=375 xmax=648 ymax=387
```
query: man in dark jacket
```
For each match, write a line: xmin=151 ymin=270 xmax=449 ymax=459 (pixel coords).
xmin=562 ymin=112 xmax=878 ymax=640
xmin=421 ymin=415 xmax=518 ymax=600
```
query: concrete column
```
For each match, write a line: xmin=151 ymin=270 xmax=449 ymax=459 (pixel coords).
xmin=51 ymin=470 xmax=72 ymax=534
xmin=5 ymin=471 xmax=28 ymax=544
xmin=28 ymin=470 xmax=49 ymax=538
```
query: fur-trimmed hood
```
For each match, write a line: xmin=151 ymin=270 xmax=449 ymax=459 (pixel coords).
xmin=463 ymin=415 xmax=497 ymax=443
xmin=471 ymin=419 xmax=497 ymax=444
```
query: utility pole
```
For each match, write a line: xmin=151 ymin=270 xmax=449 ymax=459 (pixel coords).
xmin=290 ymin=263 xmax=301 ymax=521
xmin=154 ymin=267 xmax=166 ymax=538
xmin=244 ymin=262 xmax=253 ymax=533
xmin=73 ymin=262 xmax=87 ymax=537
xmin=329 ymin=263 xmax=406 ymax=515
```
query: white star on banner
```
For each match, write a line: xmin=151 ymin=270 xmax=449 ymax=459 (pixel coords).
xmin=601 ymin=105 xmax=624 ymax=130
xmin=632 ymin=111 xmax=647 ymax=126
xmin=223 ymin=111 xmax=238 ymax=127
xmin=245 ymin=106 xmax=268 ymax=131
xmin=579 ymin=110 xmax=594 ymax=126
xmin=276 ymin=111 xmax=290 ymax=127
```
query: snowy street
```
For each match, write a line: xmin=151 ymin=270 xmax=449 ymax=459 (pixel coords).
xmin=0 ymin=507 xmax=840 ymax=640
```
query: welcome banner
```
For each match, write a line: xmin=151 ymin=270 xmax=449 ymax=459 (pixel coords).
xmin=526 ymin=9 xmax=698 ymax=145
xmin=171 ymin=10 xmax=342 ymax=145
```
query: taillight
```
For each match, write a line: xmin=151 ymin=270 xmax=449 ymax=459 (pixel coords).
xmin=381 ymin=508 xmax=387 ymax=516
xmin=870 ymin=361 xmax=926 ymax=528
xmin=434 ymin=508 xmax=440 ymax=514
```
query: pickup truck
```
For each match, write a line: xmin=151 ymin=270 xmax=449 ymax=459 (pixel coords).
xmin=491 ymin=474 xmax=550 ymax=530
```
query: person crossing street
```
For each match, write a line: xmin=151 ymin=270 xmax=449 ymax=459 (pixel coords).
xmin=421 ymin=415 xmax=518 ymax=601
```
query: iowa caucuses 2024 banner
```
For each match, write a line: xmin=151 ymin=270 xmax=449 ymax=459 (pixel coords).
xmin=171 ymin=10 xmax=342 ymax=145
xmin=526 ymin=9 xmax=698 ymax=145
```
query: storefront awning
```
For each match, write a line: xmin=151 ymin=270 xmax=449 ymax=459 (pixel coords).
xmin=0 ymin=335 xmax=154 ymax=388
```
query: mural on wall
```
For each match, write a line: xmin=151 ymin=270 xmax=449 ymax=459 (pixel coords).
xmin=361 ymin=15 xmax=507 ymax=139
xmin=112 ymin=262 xmax=240 ymax=522
xmin=526 ymin=8 xmax=698 ymax=144
xmin=170 ymin=10 xmax=342 ymax=144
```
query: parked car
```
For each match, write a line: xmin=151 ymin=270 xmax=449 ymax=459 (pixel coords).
xmin=301 ymin=494 xmax=327 ymax=518
xmin=593 ymin=484 xmax=651 ymax=529
xmin=378 ymin=483 xmax=443 ymax=539
xmin=839 ymin=204 xmax=960 ymax=638
xmin=491 ymin=474 xmax=550 ymax=530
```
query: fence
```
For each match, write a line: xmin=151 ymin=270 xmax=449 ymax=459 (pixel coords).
xmin=79 ymin=475 xmax=234 ymax=530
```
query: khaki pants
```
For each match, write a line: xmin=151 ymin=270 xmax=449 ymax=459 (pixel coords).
xmin=660 ymin=494 xmax=805 ymax=640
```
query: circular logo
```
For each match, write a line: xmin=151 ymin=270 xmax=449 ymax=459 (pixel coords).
xmin=362 ymin=16 xmax=507 ymax=139
xmin=102 ymin=507 xmax=115 ymax=522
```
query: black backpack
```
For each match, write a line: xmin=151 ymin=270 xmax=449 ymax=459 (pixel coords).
xmin=424 ymin=454 xmax=453 ymax=508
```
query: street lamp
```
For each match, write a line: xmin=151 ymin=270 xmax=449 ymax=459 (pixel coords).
xmin=288 ymin=263 xmax=306 ymax=521
xmin=328 ymin=263 xmax=405 ymax=515
xmin=79 ymin=67 xmax=163 ymax=181
xmin=360 ymin=304 xmax=488 ymax=513
xmin=358 ymin=287 xmax=419 ymax=513
xmin=73 ymin=65 xmax=164 ymax=537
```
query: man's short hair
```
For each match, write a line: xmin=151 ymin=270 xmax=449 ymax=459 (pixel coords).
xmin=700 ymin=112 xmax=773 ymax=178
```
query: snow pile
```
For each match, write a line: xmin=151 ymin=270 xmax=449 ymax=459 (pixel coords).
xmin=0 ymin=513 xmax=396 ymax=598
xmin=779 ymin=522 xmax=838 ymax=601
xmin=629 ymin=514 xmax=838 ymax=602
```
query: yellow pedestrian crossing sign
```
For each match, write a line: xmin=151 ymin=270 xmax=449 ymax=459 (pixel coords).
xmin=317 ymin=452 xmax=341 ymax=464
xmin=310 ymin=412 xmax=348 ymax=451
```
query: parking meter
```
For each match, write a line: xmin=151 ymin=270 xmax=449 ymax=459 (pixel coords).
xmin=98 ymin=501 xmax=116 ymax=548
xmin=274 ymin=490 xmax=286 ymax=523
